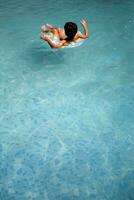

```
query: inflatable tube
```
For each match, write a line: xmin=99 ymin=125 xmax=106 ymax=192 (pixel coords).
xmin=44 ymin=32 xmax=84 ymax=49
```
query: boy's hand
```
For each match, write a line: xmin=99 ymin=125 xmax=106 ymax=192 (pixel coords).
xmin=81 ymin=19 xmax=87 ymax=26
xmin=40 ymin=33 xmax=48 ymax=40
xmin=43 ymin=35 xmax=48 ymax=41
xmin=79 ymin=19 xmax=89 ymax=38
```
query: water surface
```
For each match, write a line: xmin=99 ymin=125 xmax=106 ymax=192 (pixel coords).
xmin=0 ymin=0 xmax=134 ymax=199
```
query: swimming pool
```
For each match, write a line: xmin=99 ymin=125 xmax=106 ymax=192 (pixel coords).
xmin=0 ymin=0 xmax=134 ymax=199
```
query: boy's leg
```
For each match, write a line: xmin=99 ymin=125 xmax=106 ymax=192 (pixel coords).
xmin=41 ymin=25 xmax=60 ymax=37
xmin=50 ymin=28 xmax=59 ymax=37
xmin=41 ymin=25 xmax=50 ymax=32
xmin=46 ymin=24 xmax=54 ymax=28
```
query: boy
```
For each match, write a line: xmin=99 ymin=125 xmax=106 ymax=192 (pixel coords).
xmin=40 ymin=20 xmax=88 ymax=48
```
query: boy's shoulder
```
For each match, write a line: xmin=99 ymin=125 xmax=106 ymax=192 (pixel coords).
xmin=74 ymin=31 xmax=82 ymax=39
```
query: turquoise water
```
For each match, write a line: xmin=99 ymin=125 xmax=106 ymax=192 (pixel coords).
xmin=0 ymin=0 xmax=134 ymax=199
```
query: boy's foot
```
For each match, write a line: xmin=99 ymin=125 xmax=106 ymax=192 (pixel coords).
xmin=46 ymin=24 xmax=54 ymax=29
xmin=41 ymin=25 xmax=49 ymax=32
xmin=40 ymin=33 xmax=43 ymax=39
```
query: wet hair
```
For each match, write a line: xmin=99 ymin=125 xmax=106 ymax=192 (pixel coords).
xmin=64 ymin=22 xmax=78 ymax=41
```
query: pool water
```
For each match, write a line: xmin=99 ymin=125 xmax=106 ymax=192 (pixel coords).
xmin=0 ymin=0 xmax=134 ymax=199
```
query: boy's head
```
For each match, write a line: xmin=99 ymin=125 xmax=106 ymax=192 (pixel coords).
xmin=64 ymin=22 xmax=78 ymax=41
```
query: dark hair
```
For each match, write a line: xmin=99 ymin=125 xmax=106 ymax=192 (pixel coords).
xmin=64 ymin=22 xmax=78 ymax=41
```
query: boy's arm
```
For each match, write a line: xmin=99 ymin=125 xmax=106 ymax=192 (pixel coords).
xmin=78 ymin=19 xmax=89 ymax=39
xmin=40 ymin=34 xmax=66 ymax=48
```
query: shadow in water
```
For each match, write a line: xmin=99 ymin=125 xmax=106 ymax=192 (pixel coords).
xmin=22 ymin=41 xmax=66 ymax=71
